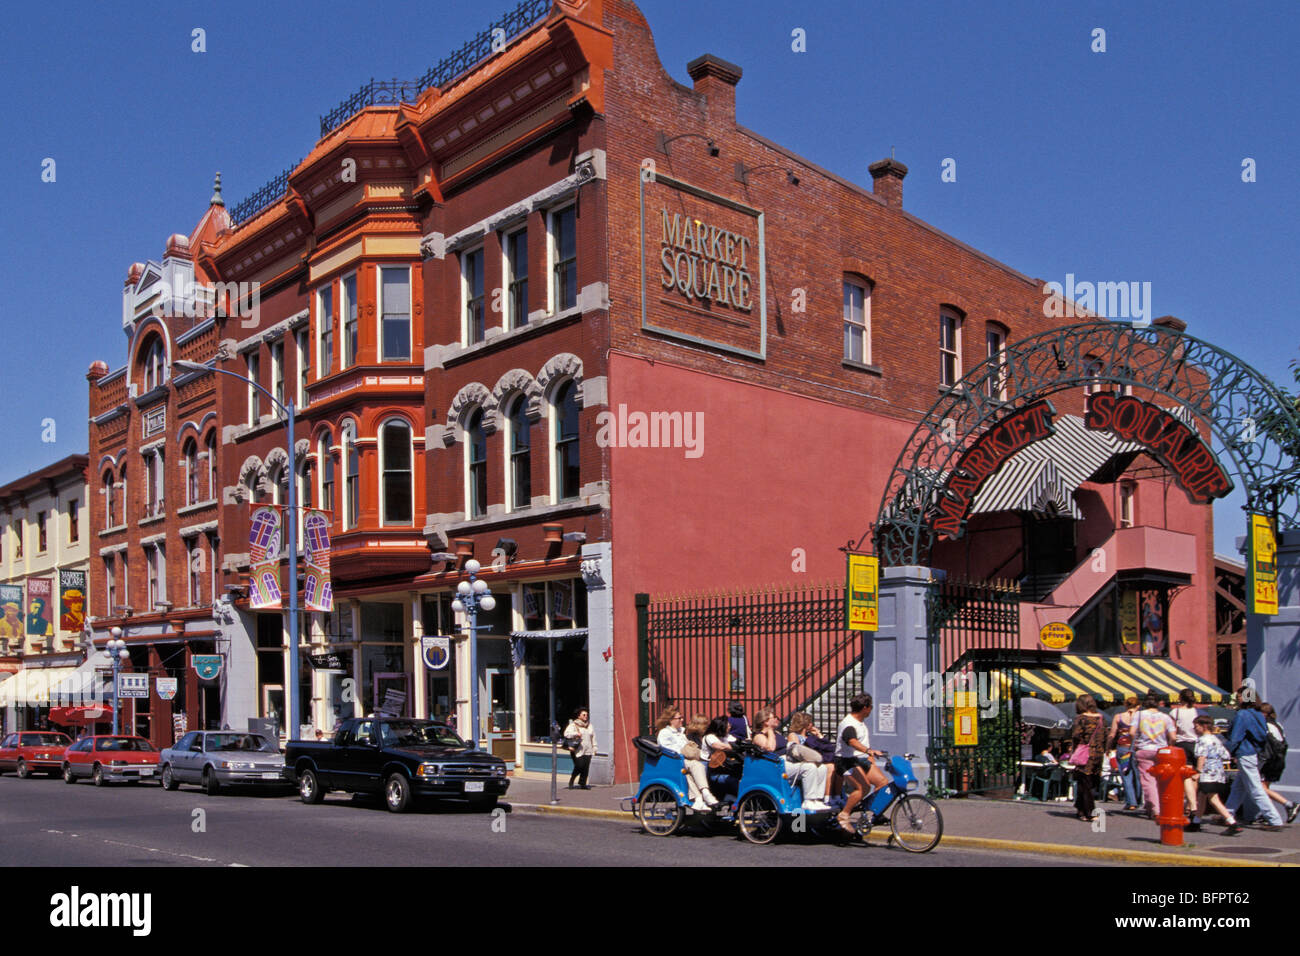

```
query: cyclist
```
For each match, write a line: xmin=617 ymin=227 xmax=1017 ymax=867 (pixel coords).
xmin=835 ymin=693 xmax=890 ymax=831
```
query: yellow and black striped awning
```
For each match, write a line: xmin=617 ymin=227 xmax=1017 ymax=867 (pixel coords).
xmin=1014 ymin=653 xmax=1227 ymax=705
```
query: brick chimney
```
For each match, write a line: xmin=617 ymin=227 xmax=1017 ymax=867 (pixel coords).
xmin=868 ymin=157 xmax=908 ymax=208
xmin=1153 ymin=315 xmax=1187 ymax=332
xmin=687 ymin=54 xmax=742 ymax=125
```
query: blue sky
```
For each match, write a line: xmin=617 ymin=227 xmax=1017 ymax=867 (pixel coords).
xmin=1 ymin=0 xmax=1296 ymax=556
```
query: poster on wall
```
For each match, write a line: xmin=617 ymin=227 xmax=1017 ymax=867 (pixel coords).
xmin=25 ymin=577 xmax=54 ymax=637
xmin=248 ymin=505 xmax=283 ymax=610
xmin=0 ymin=584 xmax=24 ymax=644
xmin=1249 ymin=513 xmax=1278 ymax=615
xmin=59 ymin=569 xmax=87 ymax=633
xmin=303 ymin=509 xmax=333 ymax=613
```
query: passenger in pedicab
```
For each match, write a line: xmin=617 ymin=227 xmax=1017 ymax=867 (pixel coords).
xmin=834 ymin=694 xmax=891 ymax=831
xmin=752 ymin=709 xmax=832 ymax=812
xmin=727 ymin=702 xmax=752 ymax=741
xmin=788 ymin=711 xmax=839 ymax=797
xmin=655 ymin=706 xmax=719 ymax=811
xmin=702 ymin=716 xmax=741 ymax=800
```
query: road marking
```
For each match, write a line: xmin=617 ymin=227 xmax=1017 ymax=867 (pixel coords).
xmin=101 ymin=838 xmax=217 ymax=864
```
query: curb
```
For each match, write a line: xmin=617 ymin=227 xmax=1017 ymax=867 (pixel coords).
xmin=510 ymin=802 xmax=1299 ymax=866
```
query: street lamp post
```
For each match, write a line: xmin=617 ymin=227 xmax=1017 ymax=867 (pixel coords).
xmin=174 ymin=359 xmax=301 ymax=739
xmin=106 ymin=627 xmax=130 ymax=735
xmin=450 ymin=559 xmax=495 ymax=752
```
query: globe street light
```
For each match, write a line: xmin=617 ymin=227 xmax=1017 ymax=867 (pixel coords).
xmin=450 ymin=558 xmax=495 ymax=752
xmin=174 ymin=359 xmax=302 ymax=740
xmin=106 ymin=626 xmax=130 ymax=735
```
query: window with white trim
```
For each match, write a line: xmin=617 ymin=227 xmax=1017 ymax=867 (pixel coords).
xmin=342 ymin=273 xmax=358 ymax=368
xmin=463 ymin=248 xmax=486 ymax=345
xmin=466 ymin=409 xmax=487 ymax=518
xmin=104 ymin=471 xmax=117 ymax=528
xmin=940 ymin=310 xmax=963 ymax=388
xmin=505 ymin=228 xmax=528 ymax=330
xmin=342 ymin=422 xmax=359 ymax=530
xmin=316 ymin=285 xmax=334 ymax=378
xmin=1120 ymin=481 xmax=1136 ymax=529
xmin=186 ymin=536 xmax=202 ymax=606
xmin=205 ymin=432 xmax=217 ymax=501
xmin=246 ymin=352 xmax=260 ymax=425
xmin=296 ymin=329 xmax=310 ymax=407
xmin=271 ymin=340 xmax=285 ymax=411
xmin=104 ymin=556 xmax=117 ymax=615
xmin=320 ymin=438 xmax=336 ymax=520
xmin=380 ymin=419 xmax=413 ymax=526
xmin=183 ymin=439 xmax=199 ymax=506
xmin=552 ymin=380 xmax=580 ymax=502
xmin=36 ymin=511 xmax=47 ymax=553
xmin=549 ymin=205 xmax=577 ymax=313
xmin=985 ymin=326 xmax=1007 ymax=400
xmin=843 ymin=279 xmax=871 ymax=364
xmin=506 ymin=395 xmax=531 ymax=511
xmin=146 ymin=544 xmax=166 ymax=607
xmin=379 ymin=267 xmax=411 ymax=362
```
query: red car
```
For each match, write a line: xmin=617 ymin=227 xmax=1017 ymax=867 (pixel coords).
xmin=62 ymin=735 xmax=159 ymax=786
xmin=0 ymin=731 xmax=72 ymax=778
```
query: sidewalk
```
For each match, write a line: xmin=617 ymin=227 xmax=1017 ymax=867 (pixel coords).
xmin=504 ymin=776 xmax=1300 ymax=866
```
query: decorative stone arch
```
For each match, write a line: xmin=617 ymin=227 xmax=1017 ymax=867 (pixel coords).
xmin=491 ymin=368 xmax=544 ymax=423
xmin=263 ymin=446 xmax=290 ymax=479
xmin=237 ymin=455 xmax=266 ymax=502
xmin=872 ymin=320 xmax=1300 ymax=567
xmin=536 ymin=352 xmax=585 ymax=404
xmin=444 ymin=382 xmax=496 ymax=446
xmin=294 ymin=438 xmax=311 ymax=461
xmin=96 ymin=454 xmax=119 ymax=473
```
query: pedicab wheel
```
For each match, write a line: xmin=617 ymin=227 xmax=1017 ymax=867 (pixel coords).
xmin=638 ymin=784 xmax=683 ymax=836
xmin=737 ymin=792 xmax=782 ymax=845
xmin=889 ymin=794 xmax=943 ymax=853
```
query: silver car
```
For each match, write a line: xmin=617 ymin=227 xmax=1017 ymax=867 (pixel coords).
xmin=159 ymin=731 xmax=288 ymax=795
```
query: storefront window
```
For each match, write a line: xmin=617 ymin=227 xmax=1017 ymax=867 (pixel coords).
xmin=421 ymin=596 xmax=458 ymax=727
xmin=520 ymin=579 xmax=588 ymax=743
xmin=1070 ymin=583 xmax=1170 ymax=658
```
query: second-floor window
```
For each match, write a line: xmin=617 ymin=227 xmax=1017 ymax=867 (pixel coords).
xmin=205 ymin=432 xmax=217 ymax=501
xmin=317 ymin=285 xmax=334 ymax=377
xmin=553 ymin=380 xmax=581 ymax=502
xmin=104 ymin=471 xmax=117 ymax=528
xmin=550 ymin=206 xmax=577 ymax=312
xmin=183 ymin=439 xmax=199 ymax=505
xmin=985 ymin=327 xmax=1007 ymax=400
xmin=186 ymin=536 xmax=202 ymax=605
xmin=67 ymin=498 xmax=79 ymax=543
xmin=380 ymin=267 xmax=411 ymax=361
xmin=467 ymin=409 xmax=487 ymax=518
xmin=506 ymin=229 xmax=528 ymax=330
xmin=36 ymin=512 xmax=47 ymax=553
xmin=271 ymin=340 xmax=285 ymax=410
xmin=104 ymin=557 xmax=116 ymax=615
xmin=142 ymin=451 xmax=164 ymax=518
xmin=343 ymin=423 xmax=359 ymax=529
xmin=380 ymin=420 xmax=413 ymax=525
xmin=11 ymin=521 xmax=20 ymax=560
xmin=147 ymin=544 xmax=166 ymax=607
xmin=296 ymin=329 xmax=310 ymax=407
xmin=320 ymin=443 xmax=336 ymax=517
xmin=940 ymin=310 xmax=962 ymax=388
xmin=843 ymin=280 xmax=871 ymax=365
xmin=342 ymin=273 xmax=358 ymax=368
xmin=1120 ymin=481 xmax=1136 ymax=528
xmin=246 ymin=353 xmax=260 ymax=425
xmin=507 ymin=395 xmax=531 ymax=511
xmin=464 ymin=248 xmax=486 ymax=345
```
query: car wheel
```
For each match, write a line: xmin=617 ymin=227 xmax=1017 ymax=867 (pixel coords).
xmin=202 ymin=767 xmax=220 ymax=796
xmin=637 ymin=784 xmax=684 ymax=836
xmin=92 ymin=764 xmax=105 ymax=787
xmin=466 ymin=794 xmax=499 ymax=813
xmin=298 ymin=768 xmax=324 ymax=804
xmin=384 ymin=773 xmax=412 ymax=813
xmin=161 ymin=764 xmax=178 ymax=791
xmin=63 ymin=763 xmax=76 ymax=784
xmin=16 ymin=759 xmax=29 ymax=779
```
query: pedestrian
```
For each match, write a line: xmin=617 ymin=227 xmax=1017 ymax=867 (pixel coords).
xmin=1224 ymin=688 xmax=1283 ymax=829
xmin=1191 ymin=716 xmax=1240 ymax=834
xmin=1068 ymin=694 xmax=1106 ymax=822
xmin=1258 ymin=703 xmax=1298 ymax=823
xmin=1106 ymin=695 xmax=1141 ymax=810
xmin=1133 ymin=691 xmax=1176 ymax=819
xmin=1170 ymin=688 xmax=1199 ymax=765
xmin=563 ymin=706 xmax=596 ymax=790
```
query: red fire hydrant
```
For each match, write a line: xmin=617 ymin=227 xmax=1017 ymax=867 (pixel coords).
xmin=1151 ymin=746 xmax=1197 ymax=846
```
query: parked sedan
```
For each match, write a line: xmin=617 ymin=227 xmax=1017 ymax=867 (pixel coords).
xmin=0 ymin=731 xmax=72 ymax=778
xmin=159 ymin=731 xmax=287 ymax=795
xmin=62 ymin=735 xmax=159 ymax=785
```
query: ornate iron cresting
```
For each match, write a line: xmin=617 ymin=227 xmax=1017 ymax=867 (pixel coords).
xmin=229 ymin=165 xmax=298 ymax=227
xmin=317 ymin=0 xmax=553 ymax=137
xmin=873 ymin=321 xmax=1300 ymax=567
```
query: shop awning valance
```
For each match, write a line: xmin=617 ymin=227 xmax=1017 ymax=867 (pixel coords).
xmin=0 ymin=666 xmax=78 ymax=707
xmin=1013 ymin=653 xmax=1227 ymax=705
xmin=47 ymin=652 xmax=112 ymax=705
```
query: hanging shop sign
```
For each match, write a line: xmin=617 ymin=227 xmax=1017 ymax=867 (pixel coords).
xmin=1084 ymin=392 xmax=1232 ymax=503
xmin=1039 ymin=622 xmax=1074 ymax=650
xmin=309 ymin=652 xmax=347 ymax=671
xmin=117 ymin=673 xmax=149 ymax=699
xmin=192 ymin=655 xmax=223 ymax=681
xmin=303 ymin=509 xmax=333 ymax=613
xmin=1249 ymin=513 xmax=1278 ymax=615
xmin=26 ymin=577 xmax=55 ymax=637
xmin=0 ymin=583 xmax=24 ymax=645
xmin=155 ymin=677 xmax=178 ymax=701
xmin=422 ymin=636 xmax=451 ymax=670
xmin=248 ymin=505 xmax=283 ymax=610
xmin=59 ymin=570 xmax=87 ymax=634
xmin=953 ymin=691 xmax=979 ymax=746
xmin=845 ymin=553 xmax=879 ymax=631
xmin=932 ymin=401 xmax=1058 ymax=540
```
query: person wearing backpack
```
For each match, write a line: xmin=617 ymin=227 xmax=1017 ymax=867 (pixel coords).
xmin=1259 ymin=702 xmax=1298 ymax=823
xmin=1224 ymin=690 xmax=1283 ymax=829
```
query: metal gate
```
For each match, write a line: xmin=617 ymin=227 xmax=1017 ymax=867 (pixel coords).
xmin=635 ymin=582 xmax=857 ymax=736
xmin=926 ymin=576 xmax=1022 ymax=795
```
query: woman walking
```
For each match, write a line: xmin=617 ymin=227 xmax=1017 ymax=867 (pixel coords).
xmin=1107 ymin=696 xmax=1142 ymax=811
xmin=563 ymin=706 xmax=596 ymax=790
xmin=1069 ymin=694 xmax=1106 ymax=822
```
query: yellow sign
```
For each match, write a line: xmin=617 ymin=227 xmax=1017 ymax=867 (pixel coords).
xmin=1119 ymin=591 xmax=1139 ymax=652
xmin=1250 ymin=514 xmax=1278 ymax=615
xmin=954 ymin=691 xmax=979 ymax=746
xmin=846 ymin=554 xmax=879 ymax=631
xmin=1039 ymin=621 xmax=1074 ymax=650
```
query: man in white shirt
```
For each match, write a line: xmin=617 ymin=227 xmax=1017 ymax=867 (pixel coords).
xmin=835 ymin=694 xmax=891 ymax=831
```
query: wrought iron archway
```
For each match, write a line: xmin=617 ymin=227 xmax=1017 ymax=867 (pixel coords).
xmin=871 ymin=321 xmax=1300 ymax=566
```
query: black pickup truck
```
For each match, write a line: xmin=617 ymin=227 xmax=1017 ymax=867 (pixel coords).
xmin=285 ymin=717 xmax=509 ymax=813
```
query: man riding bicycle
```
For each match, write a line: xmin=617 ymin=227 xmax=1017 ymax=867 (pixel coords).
xmin=835 ymin=693 xmax=891 ymax=831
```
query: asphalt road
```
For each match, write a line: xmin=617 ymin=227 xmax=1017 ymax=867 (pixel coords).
xmin=0 ymin=774 xmax=1110 ymax=867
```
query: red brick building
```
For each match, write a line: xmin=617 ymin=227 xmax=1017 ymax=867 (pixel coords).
xmin=87 ymin=0 xmax=1220 ymax=779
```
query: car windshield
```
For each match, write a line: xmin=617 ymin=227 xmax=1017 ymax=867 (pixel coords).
xmin=381 ymin=721 xmax=464 ymax=748
xmin=24 ymin=734 xmax=70 ymax=746
xmin=98 ymin=737 xmax=154 ymax=752
xmin=204 ymin=734 xmax=273 ymax=753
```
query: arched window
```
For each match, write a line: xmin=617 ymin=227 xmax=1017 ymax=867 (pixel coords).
xmin=466 ymin=409 xmax=487 ymax=518
xmin=205 ymin=432 xmax=217 ymax=501
xmin=939 ymin=308 xmax=963 ymax=388
xmin=140 ymin=335 xmax=166 ymax=392
xmin=380 ymin=420 xmax=413 ymax=525
xmin=183 ymin=439 xmax=199 ymax=506
xmin=104 ymin=470 xmax=117 ymax=528
xmin=553 ymin=380 xmax=580 ymax=502
xmin=118 ymin=464 xmax=128 ymax=527
xmin=320 ymin=438 xmax=336 ymax=519
xmin=507 ymin=396 xmax=531 ymax=511
xmin=342 ymin=423 xmax=359 ymax=530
